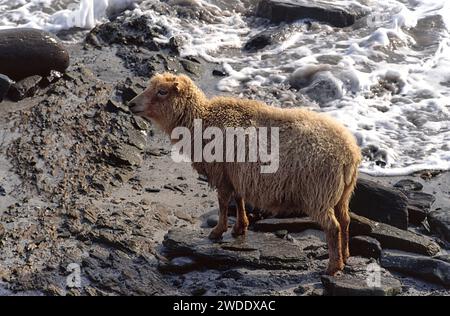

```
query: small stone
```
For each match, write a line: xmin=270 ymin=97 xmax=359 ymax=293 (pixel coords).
xmin=394 ymin=179 xmax=423 ymax=191
xmin=275 ymin=230 xmax=288 ymax=239
xmin=145 ymin=187 xmax=161 ymax=193
xmin=221 ymin=269 xmax=244 ymax=280
xmin=206 ymin=214 xmax=219 ymax=228
xmin=212 ymin=69 xmax=227 ymax=77
xmin=191 ymin=287 xmax=207 ymax=296
xmin=349 ymin=236 xmax=382 ymax=259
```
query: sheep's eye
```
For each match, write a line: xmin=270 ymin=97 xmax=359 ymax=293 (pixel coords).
xmin=157 ymin=89 xmax=168 ymax=96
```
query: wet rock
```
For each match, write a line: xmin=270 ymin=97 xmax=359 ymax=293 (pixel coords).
xmin=0 ymin=184 xmax=5 ymax=196
xmin=162 ymin=228 xmax=313 ymax=270
xmin=7 ymin=75 xmax=43 ymax=101
xmin=0 ymin=28 xmax=70 ymax=81
xmin=244 ymin=24 xmax=304 ymax=52
xmin=380 ymin=250 xmax=450 ymax=287
xmin=350 ymin=213 xmax=440 ymax=256
xmin=212 ymin=69 xmax=227 ymax=77
xmin=349 ymin=236 xmax=381 ymax=259
xmin=428 ymin=208 xmax=450 ymax=243
xmin=253 ymin=217 xmax=321 ymax=233
xmin=321 ymin=265 xmax=402 ymax=296
xmin=0 ymin=74 xmax=13 ymax=101
xmin=350 ymin=178 xmax=408 ymax=230
xmin=87 ymin=15 xmax=160 ymax=50
xmin=168 ymin=35 xmax=187 ymax=55
xmin=302 ymin=72 xmax=343 ymax=105
xmin=394 ymin=179 xmax=423 ymax=191
xmin=256 ymin=0 xmax=369 ymax=27
xmin=405 ymin=191 xmax=436 ymax=225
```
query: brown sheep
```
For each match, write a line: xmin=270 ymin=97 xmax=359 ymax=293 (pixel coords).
xmin=128 ymin=72 xmax=362 ymax=275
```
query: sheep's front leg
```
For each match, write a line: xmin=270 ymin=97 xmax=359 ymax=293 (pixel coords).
xmin=209 ymin=187 xmax=232 ymax=240
xmin=232 ymin=195 xmax=249 ymax=237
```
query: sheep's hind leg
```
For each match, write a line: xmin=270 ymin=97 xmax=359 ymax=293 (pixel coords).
xmin=317 ymin=208 xmax=344 ymax=275
xmin=209 ymin=186 xmax=232 ymax=240
xmin=232 ymin=195 xmax=249 ymax=237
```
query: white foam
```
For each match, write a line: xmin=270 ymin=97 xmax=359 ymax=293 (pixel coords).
xmin=0 ymin=0 xmax=136 ymax=31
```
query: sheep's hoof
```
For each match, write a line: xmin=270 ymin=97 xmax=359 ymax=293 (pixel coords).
xmin=208 ymin=228 xmax=225 ymax=240
xmin=326 ymin=261 xmax=344 ymax=276
xmin=231 ymin=224 xmax=248 ymax=237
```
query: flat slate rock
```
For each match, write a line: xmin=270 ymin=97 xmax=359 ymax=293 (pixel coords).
xmin=350 ymin=178 xmax=409 ymax=230
xmin=253 ymin=217 xmax=321 ymax=233
xmin=350 ymin=213 xmax=440 ymax=256
xmin=321 ymin=258 xmax=402 ymax=296
xmin=381 ymin=250 xmax=450 ymax=287
xmin=428 ymin=207 xmax=450 ymax=243
xmin=405 ymin=191 xmax=436 ymax=225
xmin=255 ymin=0 xmax=370 ymax=28
xmin=162 ymin=228 xmax=321 ymax=270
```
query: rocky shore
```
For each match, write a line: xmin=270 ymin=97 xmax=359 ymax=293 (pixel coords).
xmin=0 ymin=1 xmax=449 ymax=296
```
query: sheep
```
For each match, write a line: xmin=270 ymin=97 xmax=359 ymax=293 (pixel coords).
xmin=128 ymin=72 xmax=362 ymax=275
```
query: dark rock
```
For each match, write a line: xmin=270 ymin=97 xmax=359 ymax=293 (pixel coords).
xmin=0 ymin=74 xmax=13 ymax=101
xmin=380 ymin=250 xmax=450 ymax=287
xmin=255 ymin=0 xmax=369 ymax=28
xmin=180 ymin=59 xmax=202 ymax=76
xmin=434 ymin=254 xmax=450 ymax=264
xmin=163 ymin=228 xmax=315 ymax=270
xmin=428 ymin=208 xmax=450 ymax=243
xmin=350 ymin=236 xmax=382 ymax=259
xmin=0 ymin=184 xmax=5 ymax=196
xmin=350 ymin=178 xmax=409 ymax=230
xmin=221 ymin=269 xmax=244 ymax=280
xmin=302 ymin=72 xmax=343 ymax=105
xmin=294 ymin=283 xmax=324 ymax=296
xmin=394 ymin=179 xmax=423 ymax=191
xmin=244 ymin=24 xmax=304 ymax=52
xmin=7 ymin=75 xmax=43 ymax=101
xmin=212 ymin=69 xmax=227 ymax=77
xmin=206 ymin=214 xmax=219 ymax=228
xmin=168 ymin=35 xmax=187 ymax=55
xmin=274 ymin=230 xmax=288 ymax=239
xmin=350 ymin=213 xmax=440 ymax=256
xmin=0 ymin=28 xmax=70 ymax=81
xmin=405 ymin=191 xmax=436 ymax=225
xmin=87 ymin=15 xmax=161 ymax=50
xmin=253 ymin=217 xmax=321 ymax=233
xmin=321 ymin=260 xmax=402 ymax=296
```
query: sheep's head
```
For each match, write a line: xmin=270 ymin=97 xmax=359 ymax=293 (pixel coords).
xmin=128 ymin=72 xmax=203 ymax=132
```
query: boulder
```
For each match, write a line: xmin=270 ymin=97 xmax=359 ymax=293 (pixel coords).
xmin=0 ymin=28 xmax=69 ymax=81
xmin=380 ymin=250 xmax=450 ymax=287
xmin=350 ymin=213 xmax=440 ymax=256
xmin=0 ymin=74 xmax=13 ymax=101
xmin=350 ymin=178 xmax=408 ymax=230
xmin=244 ymin=24 xmax=304 ymax=52
xmin=255 ymin=0 xmax=369 ymax=28
xmin=428 ymin=208 xmax=450 ymax=243
xmin=253 ymin=217 xmax=321 ymax=233
xmin=349 ymin=236 xmax=381 ymax=259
